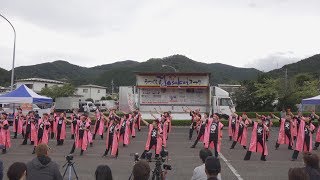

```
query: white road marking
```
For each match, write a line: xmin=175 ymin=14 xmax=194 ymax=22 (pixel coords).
xmin=219 ymin=153 xmax=244 ymax=180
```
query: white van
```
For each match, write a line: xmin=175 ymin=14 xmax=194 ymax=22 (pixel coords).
xmin=79 ymin=101 xmax=97 ymax=112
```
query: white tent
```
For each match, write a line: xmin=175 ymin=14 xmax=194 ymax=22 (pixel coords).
xmin=302 ymin=95 xmax=320 ymax=105
xmin=0 ymin=85 xmax=52 ymax=104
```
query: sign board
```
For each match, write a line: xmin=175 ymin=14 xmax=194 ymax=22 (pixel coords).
xmin=136 ymin=74 xmax=209 ymax=87
xmin=139 ymin=88 xmax=208 ymax=105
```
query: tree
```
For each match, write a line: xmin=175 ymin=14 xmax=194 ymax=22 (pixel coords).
xmin=40 ymin=84 xmax=76 ymax=99
xmin=106 ymin=96 xmax=113 ymax=100
xmin=101 ymin=96 xmax=107 ymax=100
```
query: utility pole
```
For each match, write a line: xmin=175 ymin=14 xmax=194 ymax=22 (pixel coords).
xmin=111 ymin=79 xmax=114 ymax=94
xmin=285 ymin=68 xmax=288 ymax=93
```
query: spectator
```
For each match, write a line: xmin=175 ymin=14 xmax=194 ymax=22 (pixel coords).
xmin=95 ymin=165 xmax=113 ymax=180
xmin=288 ymin=167 xmax=309 ymax=180
xmin=132 ymin=160 xmax=150 ymax=180
xmin=192 ymin=149 xmax=221 ymax=180
xmin=7 ymin=162 xmax=27 ymax=180
xmin=0 ymin=159 xmax=3 ymax=180
xmin=303 ymin=153 xmax=320 ymax=180
xmin=205 ymin=156 xmax=221 ymax=180
xmin=26 ymin=143 xmax=62 ymax=180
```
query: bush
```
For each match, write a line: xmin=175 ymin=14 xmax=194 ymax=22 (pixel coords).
xmin=235 ymin=112 xmax=320 ymax=118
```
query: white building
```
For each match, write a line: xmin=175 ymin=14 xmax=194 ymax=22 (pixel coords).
xmin=15 ymin=78 xmax=64 ymax=93
xmin=76 ymin=84 xmax=107 ymax=102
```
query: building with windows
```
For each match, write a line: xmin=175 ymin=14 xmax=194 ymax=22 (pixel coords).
xmin=76 ymin=84 xmax=107 ymax=102
xmin=15 ymin=78 xmax=64 ymax=93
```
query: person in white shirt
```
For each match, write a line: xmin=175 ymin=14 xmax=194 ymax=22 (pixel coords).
xmin=191 ymin=149 xmax=221 ymax=180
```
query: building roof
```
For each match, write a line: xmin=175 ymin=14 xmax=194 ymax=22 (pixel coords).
xmin=16 ymin=78 xmax=64 ymax=84
xmin=77 ymin=84 xmax=107 ymax=89
xmin=218 ymin=84 xmax=241 ymax=87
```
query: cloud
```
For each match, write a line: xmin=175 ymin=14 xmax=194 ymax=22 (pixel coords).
xmin=245 ymin=52 xmax=301 ymax=72
xmin=0 ymin=0 xmax=144 ymax=36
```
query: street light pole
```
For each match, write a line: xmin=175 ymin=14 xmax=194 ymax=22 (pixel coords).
xmin=161 ymin=64 xmax=178 ymax=72
xmin=0 ymin=13 xmax=16 ymax=91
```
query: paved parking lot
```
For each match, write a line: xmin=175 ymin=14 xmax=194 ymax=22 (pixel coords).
xmin=1 ymin=126 xmax=319 ymax=180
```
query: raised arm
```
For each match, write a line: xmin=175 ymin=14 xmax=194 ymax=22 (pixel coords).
xmin=271 ymin=113 xmax=280 ymax=120
xmin=255 ymin=112 xmax=261 ymax=118
xmin=64 ymin=117 xmax=72 ymax=123
xmin=312 ymin=111 xmax=319 ymax=119
xmin=154 ymin=108 xmax=162 ymax=115
xmin=140 ymin=118 xmax=149 ymax=126
xmin=150 ymin=111 xmax=158 ymax=120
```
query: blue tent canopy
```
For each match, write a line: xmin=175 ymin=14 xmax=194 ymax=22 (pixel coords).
xmin=0 ymin=85 xmax=52 ymax=104
xmin=301 ymin=95 xmax=320 ymax=105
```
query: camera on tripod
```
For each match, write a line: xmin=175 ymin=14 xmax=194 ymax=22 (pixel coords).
xmin=65 ymin=154 xmax=73 ymax=162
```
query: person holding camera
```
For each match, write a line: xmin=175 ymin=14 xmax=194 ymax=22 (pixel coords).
xmin=140 ymin=112 xmax=163 ymax=159
xmin=27 ymin=143 xmax=62 ymax=180
xmin=103 ymin=116 xmax=121 ymax=158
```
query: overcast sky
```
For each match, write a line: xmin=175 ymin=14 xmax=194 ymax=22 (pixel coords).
xmin=0 ymin=0 xmax=319 ymax=72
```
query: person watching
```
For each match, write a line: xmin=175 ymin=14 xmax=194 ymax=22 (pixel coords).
xmin=7 ymin=162 xmax=27 ymax=180
xmin=26 ymin=143 xmax=62 ymax=180
xmin=303 ymin=152 xmax=320 ymax=180
xmin=95 ymin=165 xmax=113 ymax=180
xmin=192 ymin=148 xmax=221 ymax=180
xmin=205 ymin=156 xmax=221 ymax=180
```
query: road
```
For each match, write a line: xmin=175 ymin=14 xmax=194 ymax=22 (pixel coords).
xmin=1 ymin=126 xmax=319 ymax=180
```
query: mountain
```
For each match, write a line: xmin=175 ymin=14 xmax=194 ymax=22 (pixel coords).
xmin=267 ymin=54 xmax=320 ymax=78
xmin=0 ymin=55 xmax=262 ymax=88
xmin=0 ymin=67 xmax=10 ymax=86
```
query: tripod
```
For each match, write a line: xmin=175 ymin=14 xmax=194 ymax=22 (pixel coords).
xmin=62 ymin=160 xmax=79 ymax=180
xmin=151 ymin=158 xmax=163 ymax=180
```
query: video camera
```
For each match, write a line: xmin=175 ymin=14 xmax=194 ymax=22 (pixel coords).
xmin=65 ymin=154 xmax=73 ymax=162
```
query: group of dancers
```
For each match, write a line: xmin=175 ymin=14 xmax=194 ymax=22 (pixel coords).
xmin=1 ymin=106 xmax=320 ymax=162
xmin=0 ymin=106 xmax=173 ymax=159
xmin=185 ymin=107 xmax=320 ymax=161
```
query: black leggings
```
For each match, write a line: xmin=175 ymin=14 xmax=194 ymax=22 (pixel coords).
xmin=208 ymin=139 xmax=219 ymax=157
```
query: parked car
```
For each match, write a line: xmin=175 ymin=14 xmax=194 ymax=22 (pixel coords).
xmin=94 ymin=102 xmax=107 ymax=111
xmin=79 ymin=101 xmax=96 ymax=112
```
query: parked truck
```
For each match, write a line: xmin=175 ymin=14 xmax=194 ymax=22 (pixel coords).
xmin=54 ymin=97 xmax=80 ymax=113
xmin=119 ymin=86 xmax=235 ymax=119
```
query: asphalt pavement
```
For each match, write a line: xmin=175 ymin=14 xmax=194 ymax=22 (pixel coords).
xmin=0 ymin=126 xmax=319 ymax=180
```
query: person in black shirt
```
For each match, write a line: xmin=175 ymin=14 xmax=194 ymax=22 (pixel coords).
xmin=191 ymin=113 xmax=208 ymax=148
xmin=244 ymin=119 xmax=269 ymax=161
xmin=292 ymin=117 xmax=315 ymax=161
xmin=22 ymin=111 xmax=36 ymax=145
xmin=273 ymin=114 xmax=294 ymax=150
xmin=183 ymin=107 xmax=200 ymax=140
xmin=140 ymin=115 xmax=163 ymax=159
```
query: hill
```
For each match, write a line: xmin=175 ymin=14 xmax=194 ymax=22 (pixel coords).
xmin=0 ymin=55 xmax=262 ymax=88
xmin=267 ymin=54 xmax=320 ymax=78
